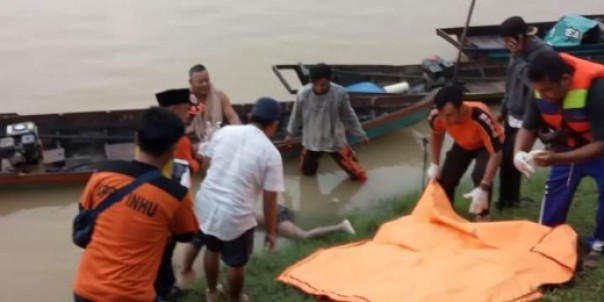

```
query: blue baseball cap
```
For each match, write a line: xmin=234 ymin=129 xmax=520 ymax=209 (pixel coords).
xmin=251 ymin=97 xmax=281 ymax=122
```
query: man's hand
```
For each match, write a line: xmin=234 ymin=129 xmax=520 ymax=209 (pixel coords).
xmin=264 ymin=233 xmax=276 ymax=252
xmin=532 ymin=150 xmax=556 ymax=167
xmin=284 ymin=135 xmax=294 ymax=147
xmin=513 ymin=151 xmax=536 ymax=177
xmin=361 ymin=136 xmax=369 ymax=147
xmin=463 ymin=187 xmax=489 ymax=215
xmin=505 ymin=38 xmax=522 ymax=55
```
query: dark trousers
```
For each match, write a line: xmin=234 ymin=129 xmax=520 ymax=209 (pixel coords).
xmin=300 ymin=145 xmax=367 ymax=181
xmin=541 ymin=157 xmax=604 ymax=251
xmin=498 ymin=124 xmax=522 ymax=207
xmin=154 ymin=238 xmax=177 ymax=299
xmin=439 ymin=144 xmax=492 ymax=215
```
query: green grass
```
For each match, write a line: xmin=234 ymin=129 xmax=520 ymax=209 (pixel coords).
xmin=176 ymin=173 xmax=604 ymax=301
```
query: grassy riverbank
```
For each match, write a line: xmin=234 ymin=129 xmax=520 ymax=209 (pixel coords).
xmin=177 ymin=172 xmax=604 ymax=301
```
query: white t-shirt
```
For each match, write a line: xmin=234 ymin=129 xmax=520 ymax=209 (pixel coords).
xmin=194 ymin=125 xmax=285 ymax=241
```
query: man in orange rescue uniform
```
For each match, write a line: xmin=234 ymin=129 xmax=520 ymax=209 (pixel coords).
xmin=514 ymin=52 xmax=604 ymax=267
xmin=73 ymin=107 xmax=198 ymax=302
xmin=428 ymin=84 xmax=504 ymax=221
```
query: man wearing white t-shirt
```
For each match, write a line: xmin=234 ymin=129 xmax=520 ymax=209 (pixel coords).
xmin=195 ymin=97 xmax=284 ymax=302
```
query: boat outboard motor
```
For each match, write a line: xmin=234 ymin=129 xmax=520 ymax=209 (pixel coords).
xmin=0 ymin=122 xmax=43 ymax=172
xmin=421 ymin=56 xmax=454 ymax=89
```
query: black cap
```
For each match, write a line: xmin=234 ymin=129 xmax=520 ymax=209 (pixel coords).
xmin=500 ymin=16 xmax=538 ymax=37
xmin=155 ymin=89 xmax=191 ymax=107
xmin=251 ymin=97 xmax=281 ymax=122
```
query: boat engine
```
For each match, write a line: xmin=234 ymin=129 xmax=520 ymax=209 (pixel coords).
xmin=0 ymin=122 xmax=43 ymax=172
xmin=421 ymin=55 xmax=454 ymax=89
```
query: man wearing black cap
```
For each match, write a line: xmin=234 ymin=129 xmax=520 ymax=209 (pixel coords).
xmin=497 ymin=16 xmax=553 ymax=209
xmin=154 ymin=88 xmax=201 ymax=186
xmin=193 ymin=97 xmax=283 ymax=302
xmin=153 ymin=88 xmax=200 ymax=299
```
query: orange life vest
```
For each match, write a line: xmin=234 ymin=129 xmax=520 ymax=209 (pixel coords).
xmin=536 ymin=53 xmax=604 ymax=148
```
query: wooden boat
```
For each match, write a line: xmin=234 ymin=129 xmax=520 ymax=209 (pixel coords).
xmin=0 ymin=88 xmax=439 ymax=186
xmin=436 ymin=14 xmax=604 ymax=61
xmin=272 ymin=58 xmax=508 ymax=105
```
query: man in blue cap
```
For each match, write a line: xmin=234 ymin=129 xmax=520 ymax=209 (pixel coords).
xmin=190 ymin=97 xmax=284 ymax=302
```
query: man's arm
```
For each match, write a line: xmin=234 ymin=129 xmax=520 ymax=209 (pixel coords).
xmin=286 ymin=93 xmax=304 ymax=136
xmin=472 ymin=108 xmax=504 ymax=186
xmin=200 ymin=156 xmax=211 ymax=175
xmin=431 ymin=131 xmax=444 ymax=165
xmin=217 ymin=90 xmax=241 ymax=125
xmin=262 ymin=153 xmax=285 ymax=250
xmin=482 ymin=150 xmax=503 ymax=186
xmin=514 ymin=95 xmax=541 ymax=154
xmin=174 ymin=137 xmax=200 ymax=174
xmin=514 ymin=128 xmax=538 ymax=154
xmin=171 ymin=195 xmax=199 ymax=242
xmin=339 ymin=93 xmax=366 ymax=138
xmin=262 ymin=191 xmax=278 ymax=239
xmin=428 ymin=109 xmax=444 ymax=165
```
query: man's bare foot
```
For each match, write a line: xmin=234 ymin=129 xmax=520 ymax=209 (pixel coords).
xmin=205 ymin=284 xmax=225 ymax=302
xmin=341 ymin=219 xmax=356 ymax=235
xmin=180 ymin=269 xmax=197 ymax=286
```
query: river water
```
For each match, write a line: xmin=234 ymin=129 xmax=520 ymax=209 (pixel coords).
xmin=0 ymin=1 xmax=600 ymax=300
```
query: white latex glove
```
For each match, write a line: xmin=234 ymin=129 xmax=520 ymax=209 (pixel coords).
xmin=427 ymin=163 xmax=440 ymax=181
xmin=179 ymin=169 xmax=191 ymax=189
xmin=463 ymin=187 xmax=489 ymax=215
xmin=197 ymin=141 xmax=209 ymax=158
xmin=514 ymin=151 xmax=536 ymax=178
xmin=172 ymin=159 xmax=192 ymax=189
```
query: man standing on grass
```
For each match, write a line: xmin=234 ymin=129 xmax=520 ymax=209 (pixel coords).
xmin=497 ymin=16 xmax=552 ymax=209
xmin=514 ymin=51 xmax=604 ymax=268
xmin=195 ymin=97 xmax=284 ymax=302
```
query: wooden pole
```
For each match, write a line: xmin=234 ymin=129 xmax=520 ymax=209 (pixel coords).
xmin=452 ymin=0 xmax=478 ymax=82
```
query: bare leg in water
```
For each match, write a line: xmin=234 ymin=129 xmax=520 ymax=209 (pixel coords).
xmin=256 ymin=213 xmax=355 ymax=240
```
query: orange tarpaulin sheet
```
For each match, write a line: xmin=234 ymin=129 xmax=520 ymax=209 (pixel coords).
xmin=278 ymin=182 xmax=578 ymax=302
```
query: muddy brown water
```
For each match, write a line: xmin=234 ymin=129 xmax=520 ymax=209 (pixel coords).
xmin=0 ymin=1 xmax=599 ymax=300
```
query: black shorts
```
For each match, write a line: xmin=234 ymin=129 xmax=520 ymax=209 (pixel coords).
xmin=277 ymin=205 xmax=293 ymax=224
xmin=191 ymin=229 xmax=205 ymax=249
xmin=200 ymin=228 xmax=255 ymax=267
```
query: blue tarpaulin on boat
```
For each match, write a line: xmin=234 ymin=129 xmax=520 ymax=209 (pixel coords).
xmin=346 ymin=82 xmax=386 ymax=93
xmin=545 ymin=15 xmax=600 ymax=47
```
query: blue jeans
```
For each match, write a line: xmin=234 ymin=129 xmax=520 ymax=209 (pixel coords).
xmin=540 ymin=156 xmax=604 ymax=251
